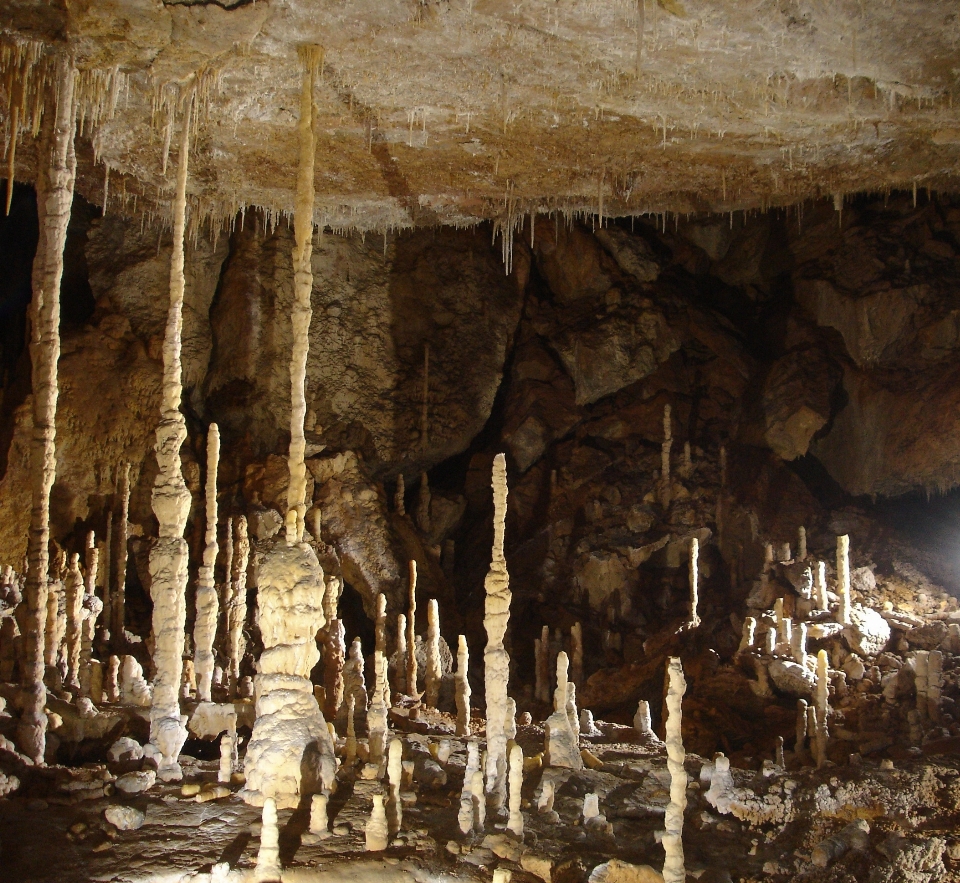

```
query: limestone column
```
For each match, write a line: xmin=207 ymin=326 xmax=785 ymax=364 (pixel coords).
xmin=688 ymin=537 xmax=700 ymax=628
xmin=425 ymin=598 xmax=441 ymax=707
xmin=146 ymin=81 xmax=196 ymax=781
xmin=455 ymin=634 xmax=471 ymax=736
xmin=836 ymin=535 xmax=851 ymax=625
xmin=483 ymin=453 xmax=512 ymax=809
xmin=228 ymin=516 xmax=249 ymax=692
xmin=64 ymin=553 xmax=83 ymax=690
xmin=241 ymin=47 xmax=336 ymax=809
xmin=18 ymin=55 xmax=78 ymax=764
xmin=79 ymin=535 xmax=102 ymax=699
xmin=193 ymin=424 xmax=220 ymax=702
xmin=406 ymin=560 xmax=418 ymax=696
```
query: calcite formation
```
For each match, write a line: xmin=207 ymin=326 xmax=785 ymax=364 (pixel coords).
xmin=455 ymin=634 xmax=471 ymax=737
xmin=424 ymin=598 xmax=442 ymax=708
xmin=661 ymin=657 xmax=687 ymax=883
xmin=193 ymin=424 xmax=220 ymax=703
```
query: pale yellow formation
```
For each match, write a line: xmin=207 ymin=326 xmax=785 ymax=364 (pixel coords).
xmin=19 ymin=54 xmax=78 ymax=764
xmin=483 ymin=453 xmax=512 ymax=808
xmin=836 ymin=535 xmax=851 ymax=625
xmin=64 ymin=553 xmax=83 ymax=690
xmin=286 ymin=45 xmax=323 ymax=544
xmin=688 ymin=537 xmax=700 ymax=628
xmin=507 ymin=742 xmax=524 ymax=836
xmin=425 ymin=598 xmax=442 ymax=708
xmin=227 ymin=516 xmax=249 ymax=693
xmin=406 ymin=560 xmax=418 ymax=696
xmin=113 ymin=462 xmax=130 ymax=641
xmin=455 ymin=634 xmax=471 ymax=736
xmin=147 ymin=80 xmax=196 ymax=781
xmin=662 ymin=657 xmax=687 ymax=883
xmin=814 ymin=649 xmax=829 ymax=768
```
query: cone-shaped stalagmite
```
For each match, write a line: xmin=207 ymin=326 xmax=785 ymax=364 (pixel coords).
xmin=146 ymin=81 xmax=196 ymax=782
xmin=484 ymin=453 xmax=512 ymax=809
xmin=193 ymin=424 xmax=220 ymax=702
xmin=19 ymin=55 xmax=78 ymax=764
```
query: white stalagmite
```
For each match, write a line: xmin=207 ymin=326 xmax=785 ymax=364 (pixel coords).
xmin=660 ymin=404 xmax=673 ymax=509
xmin=375 ymin=592 xmax=387 ymax=654
xmin=455 ymin=634 xmax=471 ymax=736
xmin=147 ymin=80 xmax=196 ymax=781
xmin=193 ymin=424 xmax=220 ymax=702
xmin=545 ymin=651 xmax=582 ymax=769
xmin=483 ymin=453 xmax=512 ymax=809
xmin=45 ymin=573 xmax=64 ymax=673
xmin=228 ymin=516 xmax=249 ymax=692
xmin=688 ymin=537 xmax=701 ymax=628
xmin=341 ymin=637 xmax=368 ymax=721
xmin=114 ymin=462 xmax=130 ymax=641
xmin=64 ymin=553 xmax=83 ymax=690
xmin=407 ymin=560 xmax=418 ymax=696
xmin=255 ymin=798 xmax=281 ymax=882
xmin=395 ymin=614 xmax=407 ymax=694
xmin=219 ymin=733 xmax=233 ymax=784
xmin=815 ymin=561 xmax=828 ymax=612
xmin=738 ymin=617 xmax=756 ymax=653
xmin=323 ymin=617 xmax=345 ymax=720
xmin=310 ymin=793 xmax=329 ymax=837
xmin=459 ymin=739 xmax=481 ymax=834
xmin=507 ymin=742 xmax=524 ymax=836
xmin=425 ymin=598 xmax=442 ymax=707
xmin=662 ymin=657 xmax=687 ymax=883
xmin=798 ymin=526 xmax=807 ymax=561
xmin=19 ymin=54 xmax=78 ymax=765
xmin=570 ymin=622 xmax=584 ymax=688
xmin=814 ymin=649 xmax=829 ymax=768
xmin=836 ymin=535 xmax=851 ymax=624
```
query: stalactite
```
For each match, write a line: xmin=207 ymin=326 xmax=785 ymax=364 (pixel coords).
xmin=19 ymin=54 xmax=78 ymax=764
xmin=407 ymin=560 xmax=418 ymax=696
xmin=286 ymin=44 xmax=324 ymax=544
xmin=147 ymin=78 xmax=195 ymax=782
xmin=425 ymin=598 xmax=441 ymax=707
xmin=193 ymin=424 xmax=220 ymax=702
xmin=483 ymin=453 xmax=512 ymax=809
xmin=455 ymin=634 xmax=471 ymax=736
xmin=662 ymin=657 xmax=687 ymax=883
xmin=113 ymin=462 xmax=130 ymax=644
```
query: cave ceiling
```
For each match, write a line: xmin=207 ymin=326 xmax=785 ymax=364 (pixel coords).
xmin=2 ymin=0 xmax=959 ymax=233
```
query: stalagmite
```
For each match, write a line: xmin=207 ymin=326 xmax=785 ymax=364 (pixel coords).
xmin=545 ymin=652 xmax=582 ymax=769
xmin=374 ymin=592 xmax=387 ymax=654
xmin=219 ymin=733 xmax=233 ymax=784
xmin=367 ymin=649 xmax=389 ymax=765
xmin=798 ymin=526 xmax=807 ymax=561
xmin=814 ymin=649 xmax=829 ymax=768
xmin=836 ymin=535 xmax=851 ymax=625
xmin=483 ymin=453 xmax=512 ymax=808
xmin=738 ymin=617 xmax=756 ymax=653
xmin=228 ymin=516 xmax=249 ymax=692
xmin=425 ymin=598 xmax=442 ymax=707
xmin=795 ymin=699 xmax=809 ymax=760
xmin=193 ymin=424 xmax=220 ymax=702
xmin=64 ymin=553 xmax=83 ymax=690
xmin=44 ymin=574 xmax=64 ymax=675
xmin=570 ymin=622 xmax=584 ymax=688
xmin=19 ymin=54 xmax=78 ymax=764
xmin=323 ymin=618 xmax=345 ymax=720
xmin=460 ymin=739 xmax=481 ymax=834
xmin=507 ymin=742 xmax=524 ymax=836
xmin=659 ymin=404 xmax=673 ymax=509
xmin=387 ymin=737 xmax=402 ymax=835
xmin=455 ymin=634 xmax=471 ymax=736
xmin=395 ymin=614 xmax=407 ymax=693
xmin=534 ymin=625 xmax=550 ymax=703
xmin=633 ymin=699 xmax=656 ymax=741
xmin=345 ymin=694 xmax=357 ymax=762
xmin=145 ymin=77 xmax=202 ymax=782
xmin=815 ymin=561 xmax=828 ymax=611
xmin=687 ymin=537 xmax=701 ymax=628
xmin=792 ymin=621 xmax=808 ymax=667
xmin=113 ymin=462 xmax=130 ymax=642
xmin=407 ymin=560 xmax=418 ymax=696
xmin=103 ymin=655 xmax=120 ymax=702
xmin=255 ymin=798 xmax=281 ymax=882
xmin=79 ymin=539 xmax=102 ymax=700
xmin=365 ymin=794 xmax=388 ymax=851
xmin=341 ymin=638 xmax=368 ymax=722
xmin=662 ymin=657 xmax=687 ymax=883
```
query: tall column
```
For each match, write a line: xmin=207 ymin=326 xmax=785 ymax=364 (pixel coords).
xmin=18 ymin=55 xmax=78 ymax=764
xmin=147 ymin=81 xmax=196 ymax=781
xmin=483 ymin=453 xmax=511 ymax=810
xmin=113 ymin=462 xmax=130 ymax=644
